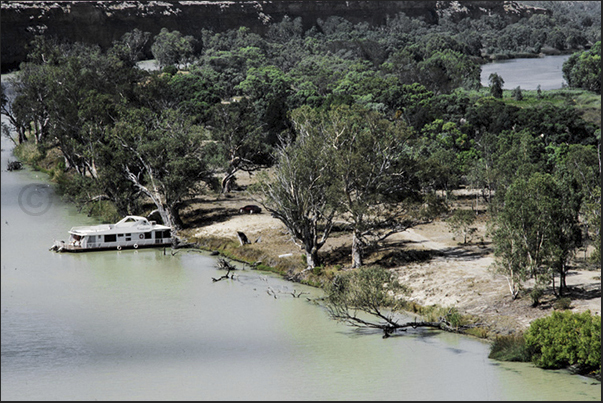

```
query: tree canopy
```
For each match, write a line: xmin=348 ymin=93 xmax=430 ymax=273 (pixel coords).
xmin=3 ymin=2 xmax=600 ymax=296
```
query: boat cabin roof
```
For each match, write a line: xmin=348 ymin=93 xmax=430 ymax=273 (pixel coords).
xmin=68 ymin=215 xmax=171 ymax=236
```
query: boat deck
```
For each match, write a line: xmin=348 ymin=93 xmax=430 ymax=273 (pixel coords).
xmin=50 ymin=240 xmax=172 ymax=253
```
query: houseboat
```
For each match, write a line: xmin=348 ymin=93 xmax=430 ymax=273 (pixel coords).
xmin=50 ymin=216 xmax=172 ymax=252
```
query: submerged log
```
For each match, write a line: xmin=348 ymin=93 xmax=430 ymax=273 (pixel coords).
xmin=216 ymin=257 xmax=236 ymax=270
xmin=7 ymin=160 xmax=22 ymax=171
xmin=212 ymin=268 xmax=233 ymax=282
xmin=212 ymin=257 xmax=236 ymax=282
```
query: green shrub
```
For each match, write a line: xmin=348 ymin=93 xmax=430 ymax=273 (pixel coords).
xmin=445 ymin=307 xmax=463 ymax=329
xmin=553 ymin=297 xmax=572 ymax=310
xmin=13 ymin=142 xmax=44 ymax=166
xmin=525 ymin=310 xmax=601 ymax=374
xmin=419 ymin=305 xmax=468 ymax=329
xmin=162 ymin=65 xmax=178 ymax=75
xmin=530 ymin=287 xmax=544 ymax=307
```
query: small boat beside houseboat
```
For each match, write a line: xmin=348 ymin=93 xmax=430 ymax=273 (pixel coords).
xmin=50 ymin=216 xmax=172 ymax=252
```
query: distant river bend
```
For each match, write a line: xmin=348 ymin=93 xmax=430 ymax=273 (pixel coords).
xmin=480 ymin=54 xmax=571 ymax=91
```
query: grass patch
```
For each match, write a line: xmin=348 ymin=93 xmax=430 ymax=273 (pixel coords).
xmin=553 ymin=297 xmax=572 ymax=310
xmin=186 ymin=233 xmax=348 ymax=288
xmin=189 ymin=234 xmax=307 ymax=278
xmin=464 ymin=326 xmax=490 ymax=339
xmin=13 ymin=141 xmax=45 ymax=167
xmin=404 ymin=304 xmax=468 ymax=329
xmin=489 ymin=334 xmax=530 ymax=362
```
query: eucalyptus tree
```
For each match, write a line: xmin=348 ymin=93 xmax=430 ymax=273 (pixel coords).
xmin=467 ymin=131 xmax=499 ymax=204
xmin=490 ymin=172 xmax=581 ymax=298
xmin=287 ymin=54 xmax=351 ymax=106
xmin=417 ymin=50 xmax=481 ymax=95
xmin=256 ymin=115 xmax=337 ymax=271
xmin=42 ymin=41 xmax=144 ymax=178
xmin=235 ymin=65 xmax=293 ymax=143
xmin=151 ymin=28 xmax=197 ymax=69
xmin=553 ymin=143 xmax=600 ymax=267
xmin=562 ymin=41 xmax=601 ymax=94
xmin=293 ymin=105 xmax=422 ymax=267
xmin=1 ymin=82 xmax=27 ymax=144
xmin=110 ymin=108 xmax=215 ymax=232
xmin=164 ymin=69 xmax=222 ymax=123
xmin=109 ymin=28 xmax=151 ymax=67
xmin=9 ymin=60 xmax=56 ymax=144
xmin=489 ymin=129 xmax=547 ymax=204
xmin=208 ymin=97 xmax=272 ymax=194
xmin=488 ymin=73 xmax=504 ymax=98
xmin=266 ymin=15 xmax=304 ymax=44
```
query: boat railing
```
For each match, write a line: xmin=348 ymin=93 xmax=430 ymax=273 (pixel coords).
xmin=69 ymin=224 xmax=112 ymax=232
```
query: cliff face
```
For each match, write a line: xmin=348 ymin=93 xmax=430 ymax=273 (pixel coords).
xmin=1 ymin=1 xmax=549 ymax=73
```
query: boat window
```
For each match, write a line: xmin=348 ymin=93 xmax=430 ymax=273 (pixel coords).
xmin=104 ymin=234 xmax=117 ymax=242
xmin=118 ymin=234 xmax=124 ymax=237
xmin=155 ymin=231 xmax=163 ymax=239
xmin=126 ymin=233 xmax=131 ymax=237
xmin=163 ymin=230 xmax=171 ymax=238
xmin=144 ymin=232 xmax=152 ymax=239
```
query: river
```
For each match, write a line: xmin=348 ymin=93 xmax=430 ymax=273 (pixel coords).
xmin=1 ymin=74 xmax=600 ymax=400
xmin=480 ymin=54 xmax=571 ymax=91
xmin=143 ymin=54 xmax=572 ymax=93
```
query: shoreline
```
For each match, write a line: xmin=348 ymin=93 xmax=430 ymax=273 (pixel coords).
xmin=179 ymin=187 xmax=601 ymax=338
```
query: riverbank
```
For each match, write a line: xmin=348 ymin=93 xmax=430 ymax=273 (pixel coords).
xmin=482 ymin=46 xmax=577 ymax=61
xmin=3 ymin=155 xmax=599 ymax=400
xmin=5 ymin=141 xmax=600 ymax=383
xmin=8 ymin=137 xmax=601 ymax=337
xmin=179 ymin=175 xmax=601 ymax=338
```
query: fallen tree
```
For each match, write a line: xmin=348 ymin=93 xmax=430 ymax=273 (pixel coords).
xmin=323 ymin=265 xmax=476 ymax=337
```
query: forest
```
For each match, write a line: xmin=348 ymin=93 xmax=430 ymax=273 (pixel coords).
xmin=1 ymin=0 xmax=601 ymax=375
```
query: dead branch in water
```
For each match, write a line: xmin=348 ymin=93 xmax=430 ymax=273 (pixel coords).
xmin=212 ymin=257 xmax=237 ymax=282
xmin=291 ymin=289 xmax=309 ymax=298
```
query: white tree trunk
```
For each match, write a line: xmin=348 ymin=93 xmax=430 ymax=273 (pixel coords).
xmin=125 ymin=165 xmax=174 ymax=231
xmin=351 ymin=231 xmax=363 ymax=268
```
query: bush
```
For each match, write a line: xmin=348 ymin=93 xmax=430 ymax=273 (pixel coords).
xmin=525 ymin=310 xmax=601 ymax=374
xmin=419 ymin=305 xmax=469 ymax=329
xmin=553 ymin=297 xmax=572 ymax=310
xmin=446 ymin=209 xmax=477 ymax=244
xmin=162 ymin=65 xmax=178 ymax=75
xmin=530 ymin=287 xmax=544 ymax=307
xmin=13 ymin=142 xmax=44 ymax=166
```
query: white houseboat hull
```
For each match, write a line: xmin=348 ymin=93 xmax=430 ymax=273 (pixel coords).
xmin=50 ymin=216 xmax=173 ymax=253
